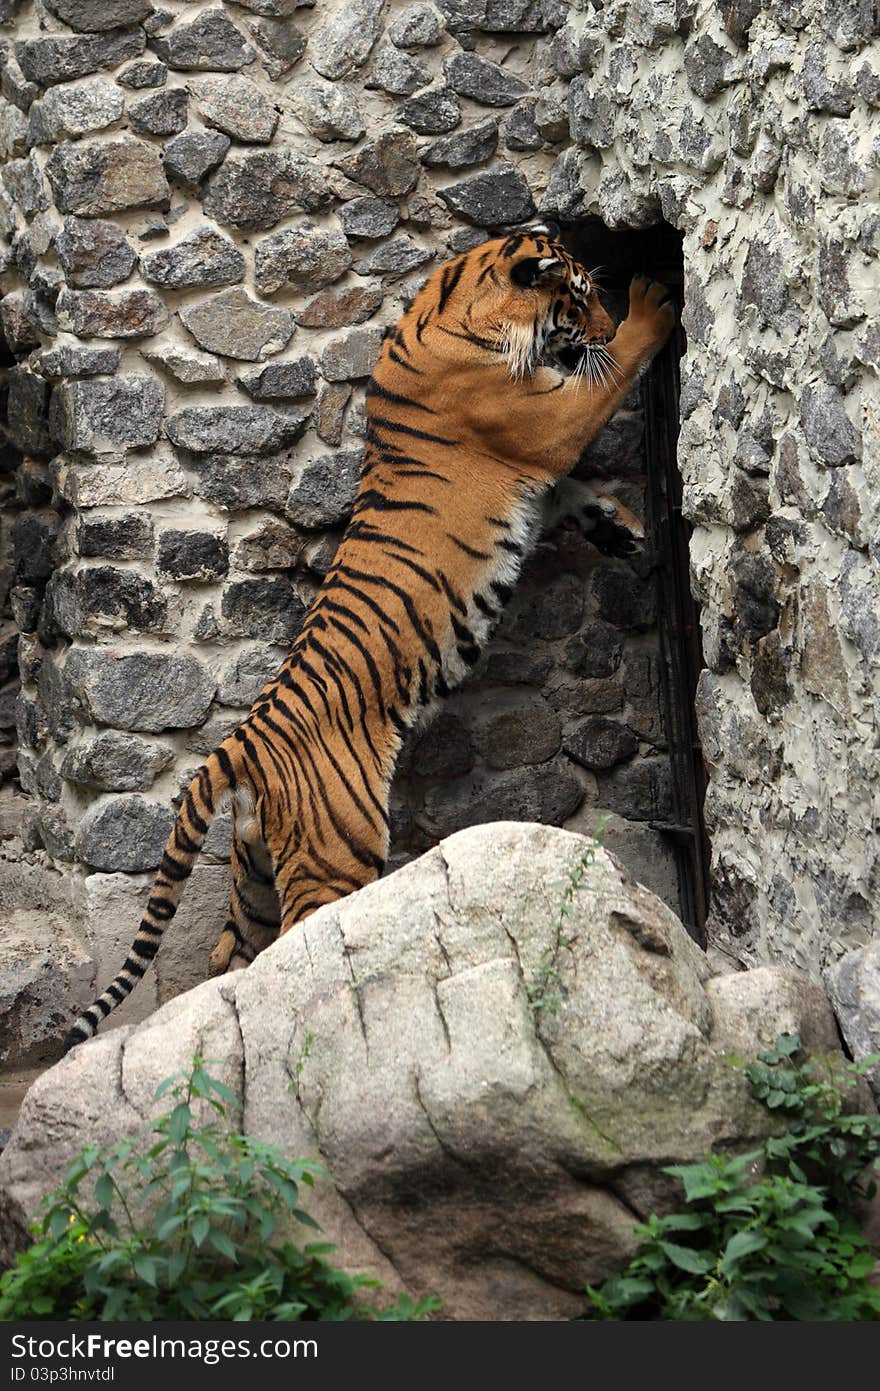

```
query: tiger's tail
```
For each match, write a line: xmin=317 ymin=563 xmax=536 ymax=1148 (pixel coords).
xmin=63 ymin=743 xmax=245 ymax=1051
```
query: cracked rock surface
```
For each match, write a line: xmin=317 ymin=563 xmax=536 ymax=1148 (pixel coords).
xmin=0 ymin=823 xmax=842 ymax=1319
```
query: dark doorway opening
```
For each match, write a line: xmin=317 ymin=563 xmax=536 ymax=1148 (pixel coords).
xmin=562 ymin=219 xmax=711 ymax=945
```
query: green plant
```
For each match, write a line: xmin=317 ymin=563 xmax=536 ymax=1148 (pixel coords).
xmin=747 ymin=1032 xmax=880 ymax=1208
xmin=585 ymin=1034 xmax=880 ymax=1321
xmin=530 ymin=818 xmax=609 ymax=1018
xmin=0 ymin=1058 xmax=440 ymax=1323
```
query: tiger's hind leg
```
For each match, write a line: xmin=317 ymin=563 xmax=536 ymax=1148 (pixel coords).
xmin=273 ymin=859 xmax=383 ymax=936
xmin=544 ymin=477 xmax=645 ymax=558
xmin=266 ymin=811 xmax=387 ymax=937
xmin=208 ymin=798 xmax=280 ymax=976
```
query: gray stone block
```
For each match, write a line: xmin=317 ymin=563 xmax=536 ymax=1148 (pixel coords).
xmin=140 ymin=227 xmax=245 ymax=289
xmin=0 ymin=911 xmax=95 ymax=1068
xmin=310 ymin=0 xmax=385 ymax=81
xmin=118 ymin=60 xmax=168 ymax=89
xmin=445 ymin=51 xmax=530 ymax=106
xmin=220 ymin=577 xmax=307 ymax=643
xmin=202 ymin=150 xmax=333 ymax=229
xmin=388 ymin=3 xmax=445 ymax=47
xmin=828 ymin=943 xmax=880 ymax=1102
xmin=1 ymin=152 xmax=48 ymax=217
xmin=563 ymin=718 xmax=639 ymax=771
xmin=157 ymin=529 xmax=230 ymax=582
xmin=339 ymin=197 xmax=399 ymax=240
xmin=6 ymin=369 xmax=50 ymax=456
xmin=50 ymin=376 xmax=165 ymax=454
xmin=179 ymin=286 xmax=295 ymax=360
xmin=296 ymin=285 xmax=383 ymax=328
xmin=289 ymin=79 xmax=365 ymax=141
xmin=420 ymin=760 xmax=584 ymax=838
xmin=255 ymin=223 xmax=351 ymax=294
xmin=246 ymin=16 xmax=308 ymax=81
xmin=800 ymin=382 xmax=859 ymax=467
xmin=42 ymin=0 xmax=153 ymax=31
xmin=236 ymin=358 xmax=317 ymax=399
xmin=399 ymin=86 xmax=461 ymax=134
xmin=50 ymin=566 xmax=167 ymax=638
xmin=140 ymin=341 xmax=227 ymax=385
xmin=352 ymin=237 xmax=432 ymax=278
xmin=152 ymin=9 xmax=255 ymax=70
xmin=218 ymin=642 xmax=287 ymax=705
xmin=77 ymin=512 xmax=153 ymax=560
xmin=472 ymin=692 xmax=562 ymax=770
xmin=192 ymin=74 xmax=280 ymax=143
xmin=56 ymin=286 xmax=169 ymax=338
xmin=15 ymin=30 xmax=145 ymax=87
xmin=320 ymin=328 xmax=384 ymax=382
xmin=75 ymin=795 xmax=175 ymax=873
xmin=46 ymin=138 xmax=170 ymax=216
xmin=163 ymin=129 xmax=230 ymax=191
xmin=192 ymin=454 xmax=293 ymax=510
xmin=28 ymin=77 xmax=123 ymax=144
xmin=165 ymin=404 xmax=308 ymax=454
xmin=233 ymin=520 xmax=303 ymax=571
xmin=55 ymin=217 xmax=136 ymax=289
xmin=423 ymin=116 xmax=500 ymax=168
xmin=366 ymin=43 xmax=431 ymax=95
xmin=128 ymin=87 xmax=189 ymax=137
xmin=285 ymin=447 xmax=363 ymax=528
xmin=336 ymin=131 xmax=421 ymax=196
xmin=61 ymin=731 xmax=174 ymax=792
xmin=65 ymin=648 xmax=216 ymax=732
xmin=437 ymin=163 xmax=535 ymax=225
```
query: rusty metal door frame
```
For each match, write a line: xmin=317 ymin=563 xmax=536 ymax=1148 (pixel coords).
xmin=561 ymin=217 xmax=711 ymax=944
xmin=643 ymin=318 xmax=711 ymax=944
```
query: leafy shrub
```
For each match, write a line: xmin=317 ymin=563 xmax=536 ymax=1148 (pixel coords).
xmin=0 ymin=1058 xmax=440 ymax=1322
xmin=586 ymin=1034 xmax=880 ymax=1321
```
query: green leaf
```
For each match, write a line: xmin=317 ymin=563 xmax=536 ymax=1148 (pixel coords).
xmin=167 ymin=1102 xmax=192 ymax=1146
xmin=657 ymin=1242 xmax=715 ymax=1275
xmin=291 ymin=1209 xmax=322 ymax=1231
xmin=207 ymin=1228 xmax=239 ymax=1263
xmin=720 ymin=1230 xmax=767 ymax=1274
xmin=94 ymin=1173 xmax=114 ymax=1212
xmin=132 ymin=1253 xmax=158 ymax=1287
xmin=847 ymin=1251 xmax=877 ymax=1279
xmin=48 ymin=1208 xmax=73 ymax=1241
xmin=658 ymin=1213 xmax=706 ymax=1233
xmin=152 ymin=1074 xmax=180 ymax=1102
xmin=154 ymin=1214 xmax=185 ymax=1242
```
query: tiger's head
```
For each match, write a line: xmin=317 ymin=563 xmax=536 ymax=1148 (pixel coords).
xmin=450 ymin=223 xmax=617 ymax=382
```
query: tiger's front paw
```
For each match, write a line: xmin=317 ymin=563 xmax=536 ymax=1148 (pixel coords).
xmin=626 ymin=275 xmax=676 ymax=357
xmin=547 ymin=479 xmax=645 ymax=558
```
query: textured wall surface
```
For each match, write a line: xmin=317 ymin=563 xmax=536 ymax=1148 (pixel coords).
xmin=0 ymin=0 xmax=878 ymax=1061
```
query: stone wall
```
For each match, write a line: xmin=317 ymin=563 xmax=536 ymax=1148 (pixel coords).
xmin=0 ymin=0 xmax=878 ymax=1061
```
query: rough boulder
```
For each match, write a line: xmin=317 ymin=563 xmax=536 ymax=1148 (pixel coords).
xmin=0 ymin=823 xmax=843 ymax=1319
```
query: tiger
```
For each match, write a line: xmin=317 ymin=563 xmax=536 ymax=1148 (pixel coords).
xmin=64 ymin=222 xmax=675 ymax=1049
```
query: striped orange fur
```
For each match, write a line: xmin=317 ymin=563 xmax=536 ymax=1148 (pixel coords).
xmin=64 ymin=224 xmax=674 ymax=1049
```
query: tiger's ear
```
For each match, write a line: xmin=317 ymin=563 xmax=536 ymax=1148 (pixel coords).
xmin=517 ymin=218 xmax=562 ymax=240
xmin=511 ymin=256 xmax=566 ymax=288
